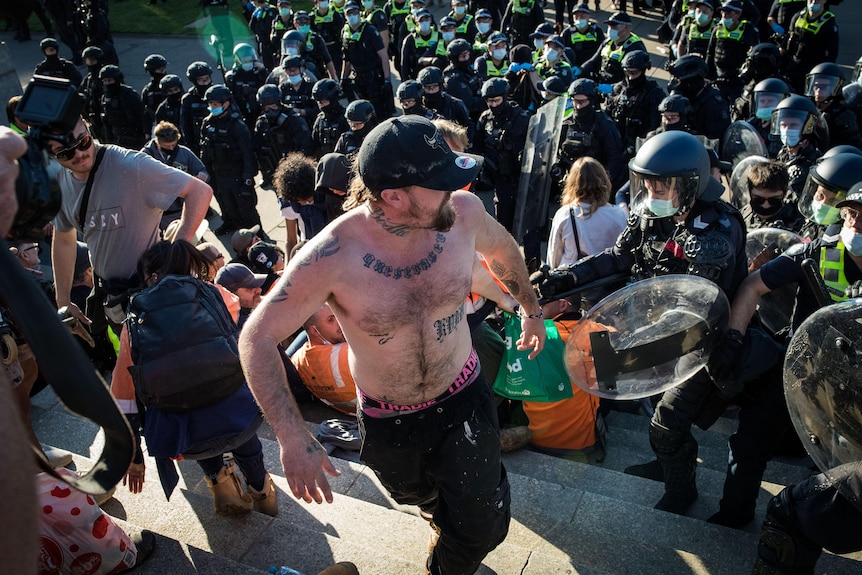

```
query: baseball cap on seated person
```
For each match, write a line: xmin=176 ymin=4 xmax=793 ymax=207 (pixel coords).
xmin=215 ymin=263 xmax=267 ymax=293
xmin=231 ymin=225 xmax=261 ymax=254
xmin=356 ymin=116 xmax=481 ymax=193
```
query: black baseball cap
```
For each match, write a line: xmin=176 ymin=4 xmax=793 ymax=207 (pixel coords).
xmin=357 ymin=116 xmax=481 ymax=193
xmin=605 ymin=11 xmax=632 ymax=25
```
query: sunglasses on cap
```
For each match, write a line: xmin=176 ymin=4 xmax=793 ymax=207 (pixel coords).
xmin=50 ymin=130 xmax=93 ymax=161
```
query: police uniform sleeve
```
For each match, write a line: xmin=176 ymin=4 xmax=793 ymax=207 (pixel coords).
xmin=314 ymin=35 xmax=334 ymax=64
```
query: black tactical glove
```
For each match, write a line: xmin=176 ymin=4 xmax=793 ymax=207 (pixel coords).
xmin=707 ymin=328 xmax=745 ymax=385
xmin=845 ymin=280 xmax=862 ymax=299
xmin=530 ymin=264 xmax=576 ymax=303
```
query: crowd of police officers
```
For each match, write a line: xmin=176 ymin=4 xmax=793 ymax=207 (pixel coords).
xmin=25 ymin=0 xmax=862 ymax=571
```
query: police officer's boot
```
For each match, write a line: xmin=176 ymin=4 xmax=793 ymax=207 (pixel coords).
xmin=650 ymin=422 xmax=698 ymax=515
xmin=752 ymin=488 xmax=821 ymax=575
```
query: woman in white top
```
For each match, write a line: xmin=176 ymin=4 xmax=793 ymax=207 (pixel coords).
xmin=547 ymin=157 xmax=628 ymax=268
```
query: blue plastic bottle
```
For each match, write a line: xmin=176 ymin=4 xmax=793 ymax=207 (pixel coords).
xmin=269 ymin=566 xmax=305 ymax=575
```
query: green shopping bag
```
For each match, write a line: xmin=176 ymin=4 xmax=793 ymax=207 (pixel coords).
xmin=492 ymin=312 xmax=573 ymax=402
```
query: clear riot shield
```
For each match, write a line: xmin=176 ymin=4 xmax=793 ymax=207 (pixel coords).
xmin=721 ymin=121 xmax=769 ymax=173
xmin=746 ymin=228 xmax=803 ymax=334
xmin=564 ymin=275 xmax=729 ymax=400
xmin=784 ymin=299 xmax=862 ymax=511
xmin=512 ymin=96 xmax=566 ymax=244
xmin=728 ymin=155 xmax=769 ymax=208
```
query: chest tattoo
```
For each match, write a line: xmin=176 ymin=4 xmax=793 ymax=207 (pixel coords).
xmin=434 ymin=302 xmax=465 ymax=342
xmin=362 ymin=233 xmax=446 ymax=279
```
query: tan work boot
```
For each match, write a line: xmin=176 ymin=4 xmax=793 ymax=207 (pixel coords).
xmin=315 ymin=562 xmax=360 ymax=575
xmin=247 ymin=472 xmax=278 ymax=517
xmin=204 ymin=462 xmax=253 ymax=516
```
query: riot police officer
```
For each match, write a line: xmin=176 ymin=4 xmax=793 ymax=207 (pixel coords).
xmin=253 ymin=84 xmax=312 ymax=186
xmin=225 ymin=43 xmax=270 ymax=129
xmin=155 ymin=75 xmax=184 ymax=131
xmin=705 ymin=0 xmax=759 ymax=103
xmin=292 ymin=11 xmax=339 ymax=81
xmin=334 ymin=99 xmax=378 ymax=156
xmin=805 ymin=63 xmax=862 ymax=150
xmin=557 ymin=79 xmax=626 ymax=190
xmin=471 ymin=77 xmax=531 ymax=231
xmin=417 ymin=66 xmax=472 ymax=134
xmin=562 ymin=3 xmax=605 ymax=68
xmin=534 ymin=130 xmax=748 ymax=516
xmin=181 ymin=61 xmax=215 ymax=156
xmin=34 ymin=38 xmax=82 ymax=88
xmin=580 ymin=12 xmax=646 ymax=86
xmin=606 ymin=50 xmax=665 ymax=160
xmin=201 ymin=84 xmax=262 ymax=236
xmin=271 ymin=0 xmax=295 ymax=64
xmin=781 ymin=0 xmax=839 ymax=93
xmin=651 ymin=93 xmax=694 ymax=136
xmin=771 ymin=94 xmax=825 ymax=203
xmin=668 ymin=54 xmax=731 ymax=143
xmin=99 ymin=65 xmax=146 ymax=149
xmin=341 ymin=1 xmax=395 ymax=120
xmin=397 ymin=80 xmax=439 ymax=119
xmin=745 ymin=77 xmax=789 ymax=159
xmin=443 ymin=38 xmax=485 ymax=121
xmin=274 ymin=55 xmax=319 ymax=129
xmin=141 ymin=54 xmax=168 ymax=131
xmin=311 ymin=78 xmax=350 ymax=158
xmin=80 ymin=46 xmax=106 ymax=141
xmin=733 ymin=42 xmax=783 ymax=121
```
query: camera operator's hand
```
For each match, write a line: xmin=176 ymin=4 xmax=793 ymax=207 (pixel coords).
xmin=530 ymin=265 xmax=577 ymax=302
xmin=0 ymin=126 xmax=28 ymax=237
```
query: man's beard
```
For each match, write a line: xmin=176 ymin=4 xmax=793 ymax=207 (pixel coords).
xmin=408 ymin=192 xmax=456 ymax=231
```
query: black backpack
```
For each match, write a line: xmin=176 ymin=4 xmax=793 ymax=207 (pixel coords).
xmin=126 ymin=275 xmax=245 ymax=412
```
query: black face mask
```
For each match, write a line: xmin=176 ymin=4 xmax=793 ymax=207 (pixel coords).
xmin=574 ymin=103 xmax=595 ymax=123
xmin=158 ymin=146 xmax=176 ymax=157
xmin=424 ymin=92 xmax=443 ymax=109
xmin=322 ymin=102 xmax=343 ymax=119
xmin=489 ymin=102 xmax=509 ymax=117
xmin=750 ymin=197 xmax=784 ymax=218
xmin=669 ymin=77 xmax=704 ymax=98
xmin=265 ymin=107 xmax=284 ymax=122
xmin=626 ymin=73 xmax=646 ymax=90
xmin=453 ymin=59 xmax=471 ymax=72
xmin=150 ymin=71 xmax=166 ymax=83
xmin=104 ymin=82 xmax=121 ymax=95
xmin=87 ymin=63 xmax=102 ymax=75
xmin=167 ymin=92 xmax=182 ymax=104
xmin=45 ymin=53 xmax=59 ymax=63
xmin=194 ymin=82 xmax=212 ymax=96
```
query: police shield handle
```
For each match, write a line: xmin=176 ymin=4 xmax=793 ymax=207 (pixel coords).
xmin=801 ymin=258 xmax=836 ymax=309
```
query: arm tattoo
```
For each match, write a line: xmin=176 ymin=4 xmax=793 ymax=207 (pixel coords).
xmin=270 ymin=279 xmax=292 ymax=303
xmin=434 ymin=302 xmax=465 ymax=342
xmin=362 ymin=233 xmax=446 ymax=279
xmin=296 ymin=235 xmax=341 ymax=269
xmin=489 ymin=259 xmax=521 ymax=296
xmin=368 ymin=206 xmax=410 ymax=237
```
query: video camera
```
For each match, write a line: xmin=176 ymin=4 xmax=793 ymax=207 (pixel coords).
xmin=9 ymin=75 xmax=83 ymax=241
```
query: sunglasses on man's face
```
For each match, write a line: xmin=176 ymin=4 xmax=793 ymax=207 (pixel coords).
xmin=749 ymin=195 xmax=783 ymax=207
xmin=50 ymin=131 xmax=93 ymax=161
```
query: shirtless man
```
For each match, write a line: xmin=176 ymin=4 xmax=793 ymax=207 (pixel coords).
xmin=240 ymin=115 xmax=545 ymax=575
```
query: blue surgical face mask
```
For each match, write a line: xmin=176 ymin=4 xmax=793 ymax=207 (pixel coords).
xmin=279 ymin=7 xmax=291 ymax=16
xmin=696 ymin=12 xmax=710 ymax=26
xmin=646 ymin=197 xmax=679 ymax=218
xmin=418 ymin=21 xmax=431 ymax=33
xmin=284 ymin=46 xmax=299 ymax=56
xmin=209 ymin=105 xmax=223 ymax=115
xmin=318 ymin=1 xmax=329 ymax=9
xmin=362 ymin=0 xmax=373 ymax=9
xmin=811 ymin=199 xmax=841 ymax=225
xmin=544 ymin=47 xmax=559 ymax=62
xmin=454 ymin=4 xmax=466 ymax=15
xmin=347 ymin=13 xmax=360 ymax=26
xmin=841 ymin=226 xmax=862 ymax=256
xmin=533 ymin=39 xmax=544 ymax=50
xmin=442 ymin=30 xmax=455 ymax=42
xmin=721 ymin=17 xmax=734 ymax=28
xmin=287 ymin=73 xmax=302 ymax=85
xmin=492 ymin=48 xmax=507 ymax=60
xmin=574 ymin=18 xmax=587 ymax=29
xmin=780 ymin=127 xmax=801 ymax=147
xmin=608 ymin=28 xmax=619 ymax=41
xmin=299 ymin=24 xmax=311 ymax=34
xmin=808 ymin=2 xmax=822 ymax=14
xmin=476 ymin=22 xmax=491 ymax=34
xmin=755 ymin=106 xmax=775 ymax=121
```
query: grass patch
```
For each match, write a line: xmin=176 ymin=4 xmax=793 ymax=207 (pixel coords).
xmin=29 ymin=1 xmax=314 ymax=36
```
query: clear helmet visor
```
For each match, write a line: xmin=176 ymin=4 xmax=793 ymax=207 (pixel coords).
xmin=753 ymin=91 xmax=782 ymax=118
xmin=805 ymin=73 xmax=843 ymax=100
xmin=628 ymin=169 xmax=700 ymax=219
xmin=769 ymin=108 xmax=812 ymax=137
xmin=798 ymin=173 xmax=847 ymax=225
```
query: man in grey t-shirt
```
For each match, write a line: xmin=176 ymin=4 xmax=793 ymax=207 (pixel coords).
xmin=48 ymin=117 xmax=213 ymax=328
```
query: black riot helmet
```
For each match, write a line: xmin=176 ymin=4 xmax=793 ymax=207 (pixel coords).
xmin=159 ymin=74 xmax=183 ymax=92
xmin=769 ymin=94 xmax=822 ymax=141
xmin=40 ymin=37 xmax=60 ymax=53
xmin=397 ymin=79 xmax=424 ymax=100
xmin=821 ymin=145 xmax=862 ymax=161
xmin=417 ymin=66 xmax=444 ymax=87
xmin=805 ymin=62 xmax=846 ymax=102
xmin=658 ymin=93 xmax=692 ymax=116
xmin=282 ymin=29 xmax=306 ymax=56
xmin=345 ymin=99 xmax=376 ymax=124
xmin=144 ymin=54 xmax=167 ymax=73
xmin=447 ymin=38 xmax=472 ymax=61
xmin=232 ymin=43 xmax=258 ymax=70
xmin=743 ymin=43 xmax=781 ymax=81
xmin=569 ymin=78 xmax=597 ymax=100
xmin=669 ymin=55 xmax=708 ymax=98
xmin=481 ymin=77 xmax=509 ymax=98
xmin=312 ymin=78 xmax=340 ymax=101
xmin=82 ymin=46 xmax=104 ymax=62
xmin=257 ymin=84 xmax=282 ymax=107
xmin=204 ymin=84 xmax=233 ymax=103
xmin=98 ymin=64 xmax=124 ymax=83
xmin=186 ymin=61 xmax=213 ymax=83
xmin=751 ymin=77 xmax=789 ymax=121
xmin=798 ymin=152 xmax=862 ymax=225
xmin=628 ymin=131 xmax=722 ymax=217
